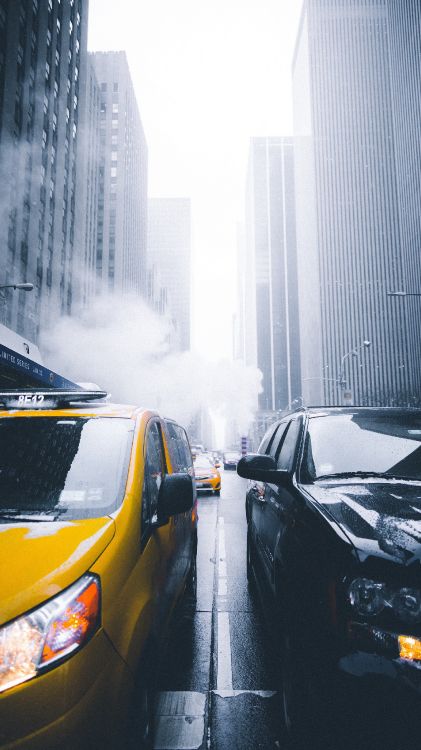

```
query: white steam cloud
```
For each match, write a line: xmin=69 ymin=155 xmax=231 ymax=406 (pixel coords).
xmin=40 ymin=294 xmax=262 ymax=440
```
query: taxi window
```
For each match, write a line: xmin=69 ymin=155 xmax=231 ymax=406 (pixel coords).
xmin=165 ymin=422 xmax=193 ymax=473
xmin=142 ymin=421 xmax=166 ymax=536
xmin=0 ymin=416 xmax=134 ymax=521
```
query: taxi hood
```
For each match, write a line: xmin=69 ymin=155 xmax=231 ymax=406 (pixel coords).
xmin=307 ymin=480 xmax=421 ymax=566
xmin=0 ymin=517 xmax=115 ymax=626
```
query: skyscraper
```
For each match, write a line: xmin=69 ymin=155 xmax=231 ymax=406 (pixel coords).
xmin=244 ymin=137 xmax=301 ymax=413
xmin=293 ymin=0 xmax=421 ymax=406
xmin=90 ymin=51 xmax=148 ymax=295
xmin=147 ymin=198 xmax=191 ymax=352
xmin=0 ymin=0 xmax=89 ymax=340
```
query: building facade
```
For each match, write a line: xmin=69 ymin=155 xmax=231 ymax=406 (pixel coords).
xmin=147 ymin=198 xmax=191 ymax=352
xmin=90 ymin=51 xmax=148 ymax=296
xmin=0 ymin=0 xmax=89 ymax=341
xmin=244 ymin=137 xmax=301 ymax=413
xmin=293 ymin=0 xmax=421 ymax=406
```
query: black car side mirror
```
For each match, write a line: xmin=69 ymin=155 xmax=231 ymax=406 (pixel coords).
xmin=237 ymin=454 xmax=292 ymax=488
xmin=157 ymin=473 xmax=194 ymax=520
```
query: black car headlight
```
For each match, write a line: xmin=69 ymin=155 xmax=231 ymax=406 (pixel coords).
xmin=348 ymin=577 xmax=421 ymax=624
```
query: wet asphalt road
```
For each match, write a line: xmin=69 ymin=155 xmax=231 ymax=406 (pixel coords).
xmin=154 ymin=468 xmax=283 ymax=750
xmin=153 ymin=471 xmax=418 ymax=750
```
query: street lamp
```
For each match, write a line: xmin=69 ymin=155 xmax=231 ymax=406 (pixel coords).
xmin=338 ymin=340 xmax=371 ymax=403
xmin=0 ymin=283 xmax=34 ymax=324
xmin=387 ymin=291 xmax=421 ymax=297
xmin=0 ymin=283 xmax=34 ymax=292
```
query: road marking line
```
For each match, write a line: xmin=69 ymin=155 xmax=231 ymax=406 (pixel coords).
xmin=217 ymin=611 xmax=233 ymax=690
xmin=218 ymin=577 xmax=227 ymax=596
xmin=218 ymin=526 xmax=226 ymax=560
xmin=212 ymin=690 xmax=277 ymax=698
xmin=218 ymin=559 xmax=227 ymax=578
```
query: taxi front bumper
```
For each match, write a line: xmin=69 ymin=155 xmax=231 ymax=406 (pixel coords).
xmin=195 ymin=474 xmax=221 ymax=492
xmin=0 ymin=628 xmax=134 ymax=750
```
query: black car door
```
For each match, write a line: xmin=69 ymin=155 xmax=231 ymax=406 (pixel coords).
xmin=250 ymin=421 xmax=289 ymax=578
xmin=258 ymin=417 xmax=303 ymax=594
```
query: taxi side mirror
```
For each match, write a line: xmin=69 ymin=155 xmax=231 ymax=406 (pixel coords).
xmin=237 ymin=454 xmax=291 ymax=488
xmin=157 ymin=473 xmax=194 ymax=519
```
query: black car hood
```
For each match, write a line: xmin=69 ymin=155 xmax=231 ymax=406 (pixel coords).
xmin=306 ymin=480 xmax=421 ymax=566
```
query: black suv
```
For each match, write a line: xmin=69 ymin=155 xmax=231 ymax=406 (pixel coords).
xmin=238 ymin=406 xmax=421 ymax=745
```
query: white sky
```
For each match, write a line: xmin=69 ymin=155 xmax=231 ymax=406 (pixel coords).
xmin=88 ymin=0 xmax=303 ymax=360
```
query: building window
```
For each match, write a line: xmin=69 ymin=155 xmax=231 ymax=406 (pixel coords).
xmin=112 ymin=103 xmax=118 ymax=113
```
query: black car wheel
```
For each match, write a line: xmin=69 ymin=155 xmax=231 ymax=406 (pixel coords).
xmin=281 ymin=629 xmax=333 ymax=749
xmin=281 ymin=631 xmax=315 ymax=747
xmin=214 ymin=489 xmax=220 ymax=496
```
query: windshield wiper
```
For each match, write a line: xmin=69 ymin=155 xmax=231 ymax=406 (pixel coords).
xmin=314 ymin=471 xmax=421 ymax=482
xmin=0 ymin=511 xmax=57 ymax=522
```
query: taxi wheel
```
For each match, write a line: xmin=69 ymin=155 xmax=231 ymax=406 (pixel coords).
xmin=129 ymin=645 xmax=157 ymax=750
xmin=214 ymin=489 xmax=220 ymax=496
xmin=130 ymin=676 xmax=154 ymax=750
xmin=186 ymin=547 xmax=197 ymax=599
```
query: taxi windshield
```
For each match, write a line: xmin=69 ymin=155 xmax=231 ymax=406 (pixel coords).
xmin=194 ymin=456 xmax=213 ymax=470
xmin=0 ymin=416 xmax=134 ymax=521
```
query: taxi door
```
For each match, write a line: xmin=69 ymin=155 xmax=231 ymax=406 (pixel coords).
xmin=143 ymin=419 xmax=182 ymax=635
xmin=163 ymin=421 xmax=194 ymax=586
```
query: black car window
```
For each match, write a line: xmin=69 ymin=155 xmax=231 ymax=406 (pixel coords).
xmin=269 ymin=422 xmax=289 ymax=458
xmin=142 ymin=421 xmax=166 ymax=540
xmin=276 ymin=418 xmax=302 ymax=471
xmin=259 ymin=422 xmax=280 ymax=455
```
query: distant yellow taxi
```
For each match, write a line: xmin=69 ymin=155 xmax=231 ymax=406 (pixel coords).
xmin=0 ymin=389 xmax=197 ymax=749
xmin=193 ymin=454 xmax=221 ymax=496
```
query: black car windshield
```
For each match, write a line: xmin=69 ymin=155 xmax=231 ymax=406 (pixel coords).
xmin=304 ymin=413 xmax=421 ymax=482
xmin=0 ymin=416 xmax=134 ymax=521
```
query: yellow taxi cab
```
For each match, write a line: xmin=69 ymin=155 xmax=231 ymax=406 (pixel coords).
xmin=193 ymin=454 xmax=221 ymax=496
xmin=0 ymin=388 xmax=197 ymax=749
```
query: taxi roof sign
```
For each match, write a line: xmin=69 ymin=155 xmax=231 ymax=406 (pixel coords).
xmin=0 ymin=389 xmax=109 ymax=409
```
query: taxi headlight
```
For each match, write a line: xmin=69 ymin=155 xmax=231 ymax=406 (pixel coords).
xmin=0 ymin=574 xmax=100 ymax=694
xmin=348 ymin=578 xmax=421 ymax=624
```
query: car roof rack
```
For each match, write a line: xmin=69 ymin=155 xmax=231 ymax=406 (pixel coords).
xmin=0 ymin=389 xmax=109 ymax=409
